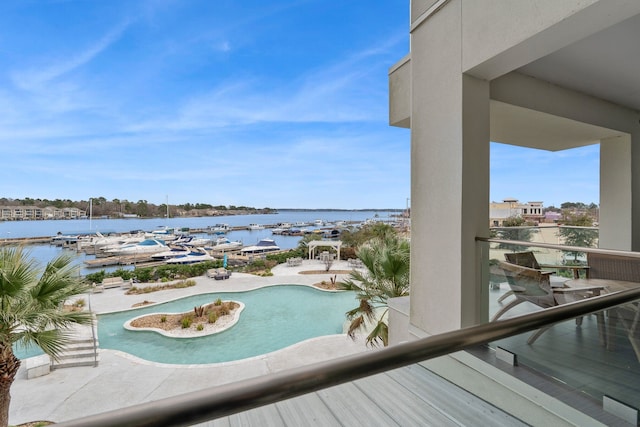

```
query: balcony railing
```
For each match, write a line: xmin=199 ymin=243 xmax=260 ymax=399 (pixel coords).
xmin=56 ymin=282 xmax=640 ymax=426
xmin=479 ymin=235 xmax=640 ymax=423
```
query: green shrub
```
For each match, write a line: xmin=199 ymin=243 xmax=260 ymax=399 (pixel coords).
xmin=266 ymin=249 xmax=303 ymax=264
xmin=175 ymin=279 xmax=196 ymax=288
xmin=181 ymin=315 xmax=193 ymax=329
xmin=208 ymin=312 xmax=218 ymax=323
xmin=83 ymin=259 xmax=221 ymax=284
xmin=84 ymin=270 xmax=106 ymax=284
xmin=214 ymin=298 xmax=222 ymax=306
xmin=196 ymin=324 xmax=204 ymax=331
xmin=160 ymin=315 xmax=167 ymax=323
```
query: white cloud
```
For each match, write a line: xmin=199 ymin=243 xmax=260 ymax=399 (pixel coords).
xmin=11 ymin=20 xmax=131 ymax=92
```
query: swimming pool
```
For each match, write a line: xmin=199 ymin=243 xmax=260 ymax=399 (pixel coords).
xmin=97 ymin=285 xmax=358 ymax=364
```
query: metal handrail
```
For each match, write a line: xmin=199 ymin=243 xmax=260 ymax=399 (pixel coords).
xmin=56 ymin=288 xmax=640 ymax=427
xmin=477 ymin=236 xmax=640 ymax=258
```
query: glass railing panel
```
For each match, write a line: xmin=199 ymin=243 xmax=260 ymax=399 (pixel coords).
xmin=490 ymin=225 xmax=598 ymax=252
xmin=485 ymin=241 xmax=592 ymax=320
xmin=490 ymin=297 xmax=640 ymax=412
xmin=479 ymin=238 xmax=640 ymax=421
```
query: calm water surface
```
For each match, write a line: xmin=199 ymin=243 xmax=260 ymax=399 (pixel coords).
xmin=2 ymin=210 xmax=398 ymax=275
xmin=100 ymin=285 xmax=357 ymax=364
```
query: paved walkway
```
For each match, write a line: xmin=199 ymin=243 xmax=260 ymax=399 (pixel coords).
xmin=10 ymin=260 xmax=375 ymax=425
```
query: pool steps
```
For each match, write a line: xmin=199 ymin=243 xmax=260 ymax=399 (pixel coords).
xmin=51 ymin=338 xmax=100 ymax=370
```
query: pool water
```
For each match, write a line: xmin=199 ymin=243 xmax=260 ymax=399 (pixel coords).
xmin=97 ymin=285 xmax=358 ymax=364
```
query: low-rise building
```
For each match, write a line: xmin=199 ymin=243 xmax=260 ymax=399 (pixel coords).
xmin=489 ymin=199 xmax=543 ymax=226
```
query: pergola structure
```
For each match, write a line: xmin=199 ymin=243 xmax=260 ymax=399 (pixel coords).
xmin=307 ymin=240 xmax=342 ymax=260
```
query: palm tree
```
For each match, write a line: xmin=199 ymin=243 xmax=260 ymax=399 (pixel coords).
xmin=0 ymin=247 xmax=93 ymax=427
xmin=341 ymin=235 xmax=410 ymax=347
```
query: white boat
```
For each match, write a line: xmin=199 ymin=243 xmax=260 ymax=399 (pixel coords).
xmin=313 ymin=219 xmax=325 ymax=227
xmin=240 ymin=238 xmax=280 ymax=254
xmin=207 ymin=224 xmax=231 ymax=234
xmin=294 ymin=221 xmax=309 ymax=227
xmin=248 ymin=223 xmax=265 ymax=230
xmin=174 ymin=235 xmax=211 ymax=247
xmin=96 ymin=234 xmax=146 ymax=252
xmin=165 ymin=248 xmax=214 ymax=265
xmin=151 ymin=246 xmax=191 ymax=260
xmin=146 ymin=226 xmax=179 ymax=241
xmin=51 ymin=234 xmax=79 ymax=246
xmin=206 ymin=237 xmax=243 ymax=251
xmin=104 ymin=238 xmax=168 ymax=256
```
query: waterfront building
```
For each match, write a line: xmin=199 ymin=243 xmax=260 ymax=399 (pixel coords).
xmin=489 ymin=199 xmax=544 ymax=226
xmin=0 ymin=205 xmax=86 ymax=221
xmin=388 ymin=0 xmax=640 ymax=424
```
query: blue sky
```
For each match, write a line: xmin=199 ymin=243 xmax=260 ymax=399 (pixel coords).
xmin=0 ymin=1 xmax=599 ymax=210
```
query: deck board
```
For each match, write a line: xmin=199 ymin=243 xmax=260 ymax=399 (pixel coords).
xmin=386 ymin=365 xmax=527 ymax=427
xmin=353 ymin=370 xmax=462 ymax=426
xmin=315 ymin=382 xmax=400 ymax=426
xmin=275 ymin=392 xmax=341 ymax=426
xmin=196 ymin=364 xmax=527 ymax=426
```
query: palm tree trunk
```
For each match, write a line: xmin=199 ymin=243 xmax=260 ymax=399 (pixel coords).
xmin=0 ymin=346 xmax=21 ymax=427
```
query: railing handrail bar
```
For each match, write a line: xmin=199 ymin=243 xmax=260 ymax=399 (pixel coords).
xmin=489 ymin=225 xmax=597 ymax=230
xmin=56 ymin=288 xmax=640 ymax=427
xmin=477 ymin=236 xmax=640 ymax=259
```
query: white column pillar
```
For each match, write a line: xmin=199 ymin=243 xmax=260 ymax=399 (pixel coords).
xmin=409 ymin=2 xmax=490 ymax=335
xmin=599 ymin=135 xmax=632 ymax=250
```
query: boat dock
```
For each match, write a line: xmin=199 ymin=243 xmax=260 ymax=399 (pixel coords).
xmin=0 ymin=236 xmax=52 ymax=246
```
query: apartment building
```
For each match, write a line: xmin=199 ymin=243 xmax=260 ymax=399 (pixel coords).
xmin=489 ymin=199 xmax=544 ymax=226
xmin=0 ymin=205 xmax=86 ymax=221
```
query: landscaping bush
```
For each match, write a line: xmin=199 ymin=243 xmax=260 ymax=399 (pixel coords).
xmin=181 ymin=315 xmax=193 ymax=329
xmin=266 ymin=249 xmax=303 ymax=264
xmin=84 ymin=260 xmax=221 ymax=284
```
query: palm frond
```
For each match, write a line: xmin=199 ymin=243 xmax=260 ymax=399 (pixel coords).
xmin=365 ymin=319 xmax=389 ymax=347
xmin=347 ymin=315 xmax=365 ymax=339
xmin=343 ymin=235 xmax=409 ymax=347
xmin=0 ymin=247 xmax=93 ymax=360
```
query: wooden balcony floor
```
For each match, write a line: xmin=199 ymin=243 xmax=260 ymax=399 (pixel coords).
xmin=196 ymin=363 xmax=527 ymax=426
xmin=487 ymin=286 xmax=640 ymax=426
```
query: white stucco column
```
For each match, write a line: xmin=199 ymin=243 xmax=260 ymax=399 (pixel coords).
xmin=599 ymin=135 xmax=632 ymax=250
xmin=409 ymin=2 xmax=490 ymax=336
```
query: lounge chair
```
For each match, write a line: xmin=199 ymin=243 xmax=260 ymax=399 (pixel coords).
xmin=493 ymin=261 xmax=604 ymax=344
xmin=498 ymin=251 xmax=588 ymax=303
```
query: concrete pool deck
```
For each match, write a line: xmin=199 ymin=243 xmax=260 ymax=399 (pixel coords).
xmin=9 ymin=260 xmax=376 ymax=425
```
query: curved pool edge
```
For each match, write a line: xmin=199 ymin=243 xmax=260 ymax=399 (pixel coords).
xmin=96 ymin=282 xmax=347 ymax=315
xmin=123 ymin=301 xmax=246 ymax=338
xmin=100 ymin=332 xmax=368 ymax=369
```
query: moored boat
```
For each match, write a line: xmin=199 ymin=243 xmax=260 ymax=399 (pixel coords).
xmin=104 ymin=238 xmax=168 ymax=256
xmin=206 ymin=237 xmax=243 ymax=251
xmin=207 ymin=224 xmax=231 ymax=234
xmin=165 ymin=248 xmax=214 ymax=265
xmin=240 ymin=238 xmax=279 ymax=254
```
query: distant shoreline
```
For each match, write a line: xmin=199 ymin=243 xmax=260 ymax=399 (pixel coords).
xmin=276 ymin=208 xmax=403 ymax=212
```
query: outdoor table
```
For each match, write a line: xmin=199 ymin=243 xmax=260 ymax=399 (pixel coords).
xmin=566 ymin=278 xmax=640 ymax=351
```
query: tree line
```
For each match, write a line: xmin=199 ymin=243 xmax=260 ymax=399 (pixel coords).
xmin=0 ymin=197 xmax=273 ymax=218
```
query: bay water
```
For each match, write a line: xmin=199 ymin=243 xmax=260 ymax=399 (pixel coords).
xmin=1 ymin=210 xmax=398 ymax=275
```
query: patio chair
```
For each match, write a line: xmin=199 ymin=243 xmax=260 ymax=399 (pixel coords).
xmin=213 ymin=268 xmax=231 ymax=280
xmin=493 ymin=261 xmax=604 ymax=344
xmin=498 ymin=251 xmax=588 ymax=303
xmin=586 ymin=252 xmax=640 ymax=360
